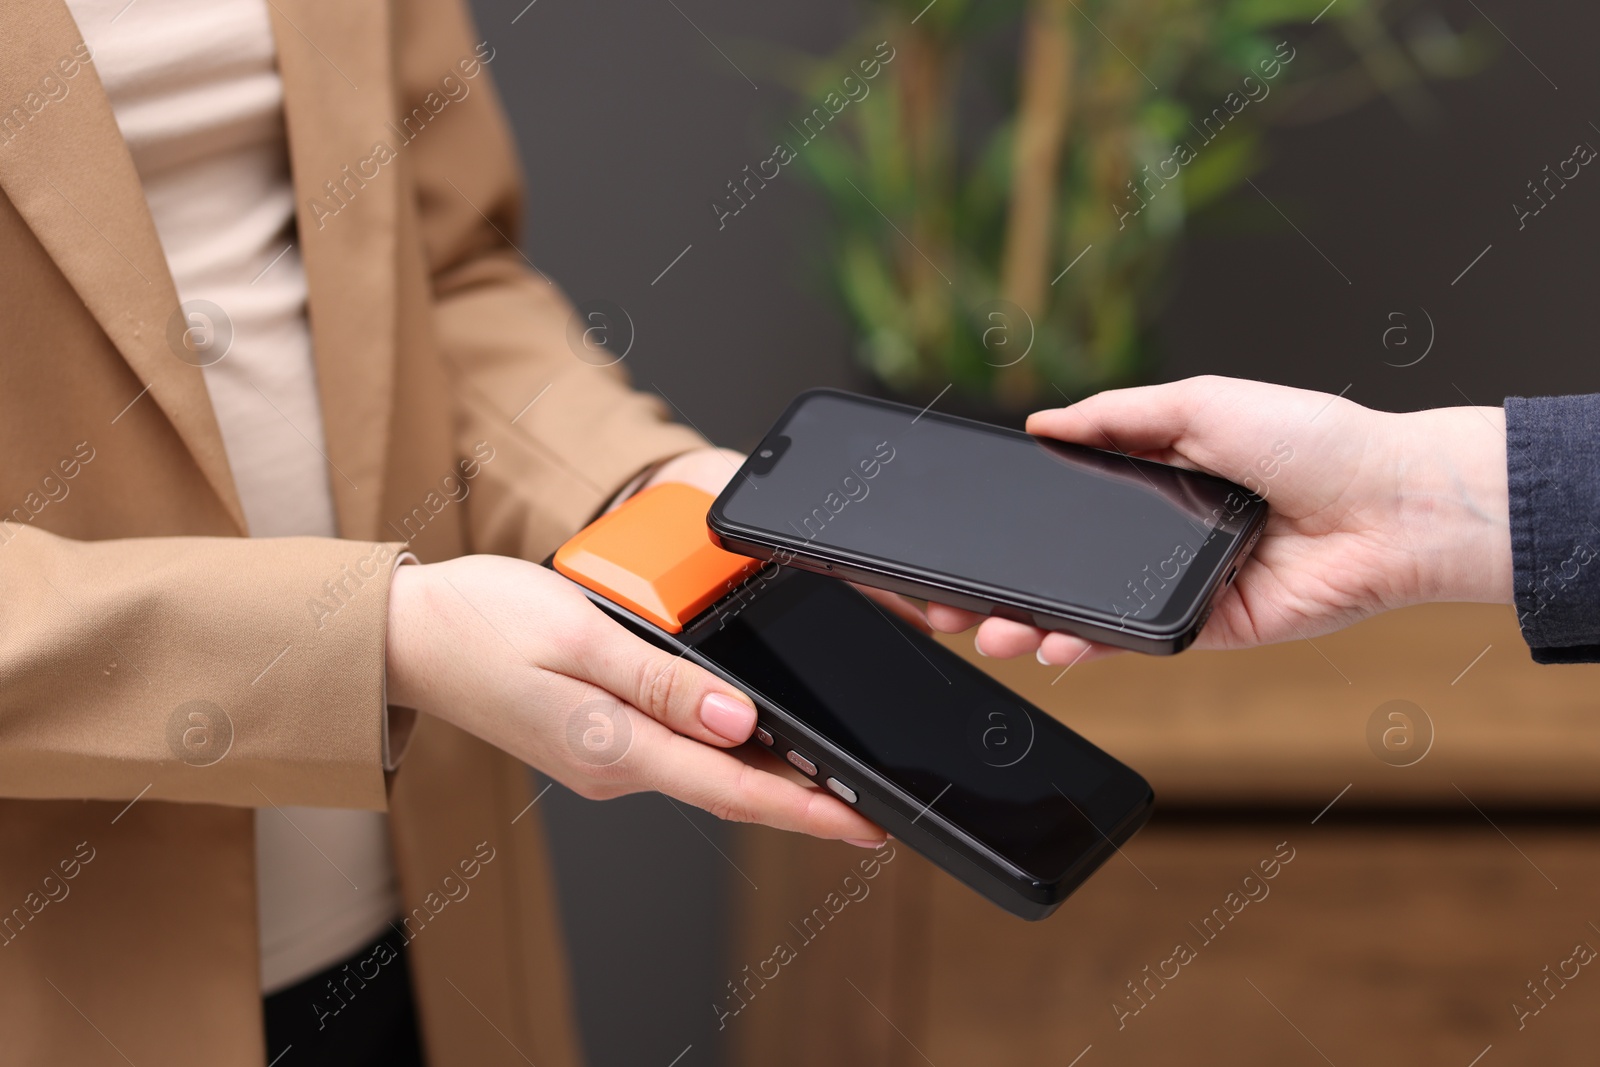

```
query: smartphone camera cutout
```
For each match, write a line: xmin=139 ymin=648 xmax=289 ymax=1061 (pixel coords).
xmin=747 ymin=434 xmax=791 ymax=476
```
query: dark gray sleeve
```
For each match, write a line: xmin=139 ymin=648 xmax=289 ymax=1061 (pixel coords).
xmin=1505 ymin=394 xmax=1600 ymax=663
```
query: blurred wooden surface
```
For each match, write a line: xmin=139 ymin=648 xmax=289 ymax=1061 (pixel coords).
xmin=725 ymin=603 xmax=1600 ymax=1065
xmin=951 ymin=602 xmax=1600 ymax=806
xmin=728 ymin=822 xmax=1600 ymax=1066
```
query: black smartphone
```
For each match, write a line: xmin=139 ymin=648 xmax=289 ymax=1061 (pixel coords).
xmin=551 ymin=483 xmax=1153 ymax=920
xmin=578 ymin=568 xmax=1153 ymax=921
xmin=708 ymin=388 xmax=1269 ymax=654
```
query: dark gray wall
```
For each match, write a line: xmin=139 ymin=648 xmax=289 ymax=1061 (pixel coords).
xmin=467 ymin=3 xmax=1600 ymax=1065
xmin=1158 ymin=4 xmax=1600 ymax=407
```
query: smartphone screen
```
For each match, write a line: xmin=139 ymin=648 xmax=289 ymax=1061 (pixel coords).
xmin=691 ymin=569 xmax=1148 ymax=881
xmin=713 ymin=390 xmax=1263 ymax=632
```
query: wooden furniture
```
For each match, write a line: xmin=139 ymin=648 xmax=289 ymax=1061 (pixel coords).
xmin=724 ymin=604 xmax=1600 ymax=1065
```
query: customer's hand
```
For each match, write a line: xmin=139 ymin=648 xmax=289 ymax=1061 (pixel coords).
xmin=925 ymin=376 xmax=1513 ymax=664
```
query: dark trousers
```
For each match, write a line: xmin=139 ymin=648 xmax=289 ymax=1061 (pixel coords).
xmin=263 ymin=924 xmax=425 ymax=1066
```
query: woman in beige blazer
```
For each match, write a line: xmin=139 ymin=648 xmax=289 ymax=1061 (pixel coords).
xmin=0 ymin=1 xmax=881 ymax=1064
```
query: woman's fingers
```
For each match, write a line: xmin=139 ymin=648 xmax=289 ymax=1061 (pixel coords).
xmin=553 ymin=603 xmax=758 ymax=748
xmin=611 ymin=715 xmax=888 ymax=843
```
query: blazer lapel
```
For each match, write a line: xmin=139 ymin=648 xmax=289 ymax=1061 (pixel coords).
xmin=0 ymin=0 xmax=246 ymax=534
xmin=269 ymin=0 xmax=398 ymax=542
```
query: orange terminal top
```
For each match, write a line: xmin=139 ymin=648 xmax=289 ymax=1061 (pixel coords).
xmin=553 ymin=482 xmax=763 ymax=633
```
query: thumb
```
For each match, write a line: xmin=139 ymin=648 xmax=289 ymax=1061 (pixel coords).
xmin=1026 ymin=377 xmax=1222 ymax=454
xmin=563 ymin=612 xmax=758 ymax=748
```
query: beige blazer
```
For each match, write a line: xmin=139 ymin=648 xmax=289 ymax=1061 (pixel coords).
xmin=0 ymin=0 xmax=704 ymax=1063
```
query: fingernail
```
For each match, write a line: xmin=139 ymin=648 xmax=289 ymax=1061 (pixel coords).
xmin=1036 ymin=647 xmax=1052 ymax=666
xmin=974 ymin=638 xmax=989 ymax=657
xmin=845 ymin=838 xmax=886 ymax=848
xmin=699 ymin=692 xmax=756 ymax=743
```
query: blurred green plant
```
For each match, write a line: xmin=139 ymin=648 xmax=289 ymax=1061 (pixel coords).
xmin=778 ymin=0 xmax=1492 ymax=409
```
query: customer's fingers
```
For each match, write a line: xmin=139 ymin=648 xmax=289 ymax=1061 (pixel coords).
xmin=620 ymin=719 xmax=888 ymax=843
xmin=925 ymin=601 xmax=988 ymax=633
xmin=1026 ymin=377 xmax=1216 ymax=454
xmin=1036 ymin=631 xmax=1123 ymax=668
xmin=851 ymin=584 xmax=933 ymax=633
xmin=965 ymin=617 xmax=1125 ymax=667
xmin=973 ymin=616 xmax=1044 ymax=658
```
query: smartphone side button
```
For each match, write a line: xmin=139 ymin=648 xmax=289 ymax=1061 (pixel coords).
xmin=825 ymin=777 xmax=857 ymax=804
xmin=786 ymin=749 xmax=818 ymax=777
xmin=755 ymin=726 xmax=774 ymax=747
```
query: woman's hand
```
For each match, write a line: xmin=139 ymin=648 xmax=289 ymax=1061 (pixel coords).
xmin=926 ymin=376 xmax=1513 ymax=665
xmin=642 ymin=447 xmax=749 ymax=498
xmin=385 ymin=553 xmax=886 ymax=844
